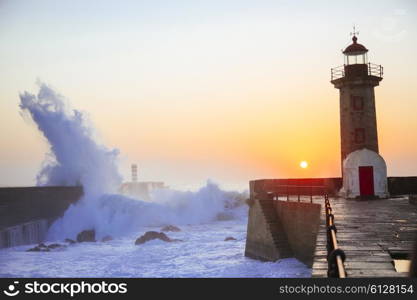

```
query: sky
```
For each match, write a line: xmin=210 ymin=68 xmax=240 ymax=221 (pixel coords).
xmin=0 ymin=0 xmax=416 ymax=190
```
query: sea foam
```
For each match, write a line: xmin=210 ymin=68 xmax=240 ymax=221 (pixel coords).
xmin=20 ymin=82 xmax=246 ymax=240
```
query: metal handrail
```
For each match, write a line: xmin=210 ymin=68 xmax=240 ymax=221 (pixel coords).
xmin=331 ymin=65 xmax=345 ymax=81
xmin=325 ymin=195 xmax=347 ymax=278
xmin=368 ymin=63 xmax=383 ymax=77
xmin=269 ymin=185 xmax=327 ymax=203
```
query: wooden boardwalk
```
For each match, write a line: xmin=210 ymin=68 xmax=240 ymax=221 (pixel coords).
xmin=312 ymin=196 xmax=417 ymax=277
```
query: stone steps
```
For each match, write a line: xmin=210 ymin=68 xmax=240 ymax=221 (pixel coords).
xmin=258 ymin=199 xmax=293 ymax=257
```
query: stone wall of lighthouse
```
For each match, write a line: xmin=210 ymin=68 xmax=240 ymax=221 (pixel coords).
xmin=338 ymin=80 xmax=380 ymax=164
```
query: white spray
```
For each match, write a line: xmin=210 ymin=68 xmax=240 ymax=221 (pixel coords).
xmin=19 ymin=82 xmax=121 ymax=195
xmin=19 ymin=82 xmax=247 ymax=240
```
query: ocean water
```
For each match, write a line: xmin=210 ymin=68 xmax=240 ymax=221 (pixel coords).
xmin=8 ymin=83 xmax=312 ymax=277
xmin=0 ymin=218 xmax=311 ymax=278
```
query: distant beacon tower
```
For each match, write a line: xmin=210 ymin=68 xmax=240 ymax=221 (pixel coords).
xmin=131 ymin=164 xmax=138 ymax=183
xmin=331 ymin=29 xmax=388 ymax=198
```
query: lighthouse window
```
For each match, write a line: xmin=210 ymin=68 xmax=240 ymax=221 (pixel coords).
xmin=351 ymin=95 xmax=364 ymax=110
xmin=345 ymin=53 xmax=368 ymax=65
xmin=354 ymin=128 xmax=365 ymax=144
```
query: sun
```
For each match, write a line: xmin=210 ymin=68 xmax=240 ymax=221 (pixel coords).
xmin=300 ymin=161 xmax=308 ymax=169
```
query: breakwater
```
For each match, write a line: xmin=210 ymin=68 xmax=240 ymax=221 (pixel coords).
xmin=0 ymin=186 xmax=83 ymax=248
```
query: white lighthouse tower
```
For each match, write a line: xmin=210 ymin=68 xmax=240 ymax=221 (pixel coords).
xmin=331 ymin=30 xmax=388 ymax=199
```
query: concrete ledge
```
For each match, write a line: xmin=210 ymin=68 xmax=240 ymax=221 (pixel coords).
xmin=0 ymin=186 xmax=83 ymax=230
xmin=249 ymin=177 xmax=417 ymax=198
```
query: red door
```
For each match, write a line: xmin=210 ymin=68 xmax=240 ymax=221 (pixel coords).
xmin=359 ymin=166 xmax=374 ymax=196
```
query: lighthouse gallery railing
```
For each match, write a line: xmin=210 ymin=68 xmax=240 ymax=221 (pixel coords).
xmin=331 ymin=63 xmax=383 ymax=81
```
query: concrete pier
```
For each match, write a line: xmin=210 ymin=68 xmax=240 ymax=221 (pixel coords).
xmin=0 ymin=186 xmax=83 ymax=248
xmin=245 ymin=179 xmax=417 ymax=277
xmin=312 ymin=196 xmax=417 ymax=277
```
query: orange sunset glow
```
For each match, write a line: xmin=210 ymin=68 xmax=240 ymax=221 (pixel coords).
xmin=0 ymin=0 xmax=416 ymax=191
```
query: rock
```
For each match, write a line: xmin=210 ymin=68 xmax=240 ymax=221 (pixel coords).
xmin=76 ymin=229 xmax=96 ymax=243
xmin=26 ymin=244 xmax=50 ymax=252
xmin=161 ymin=225 xmax=181 ymax=232
xmin=216 ymin=212 xmax=234 ymax=221
xmin=170 ymin=238 xmax=183 ymax=242
xmin=101 ymin=235 xmax=113 ymax=242
xmin=27 ymin=242 xmax=67 ymax=252
xmin=47 ymin=243 xmax=65 ymax=249
xmin=64 ymin=238 xmax=76 ymax=244
xmin=26 ymin=246 xmax=40 ymax=252
xmin=135 ymin=231 xmax=181 ymax=245
xmin=224 ymin=237 xmax=237 ymax=241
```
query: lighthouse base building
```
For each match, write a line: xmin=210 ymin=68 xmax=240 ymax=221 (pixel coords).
xmin=340 ymin=149 xmax=389 ymax=199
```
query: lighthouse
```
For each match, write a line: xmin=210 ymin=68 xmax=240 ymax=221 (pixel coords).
xmin=331 ymin=30 xmax=388 ymax=199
